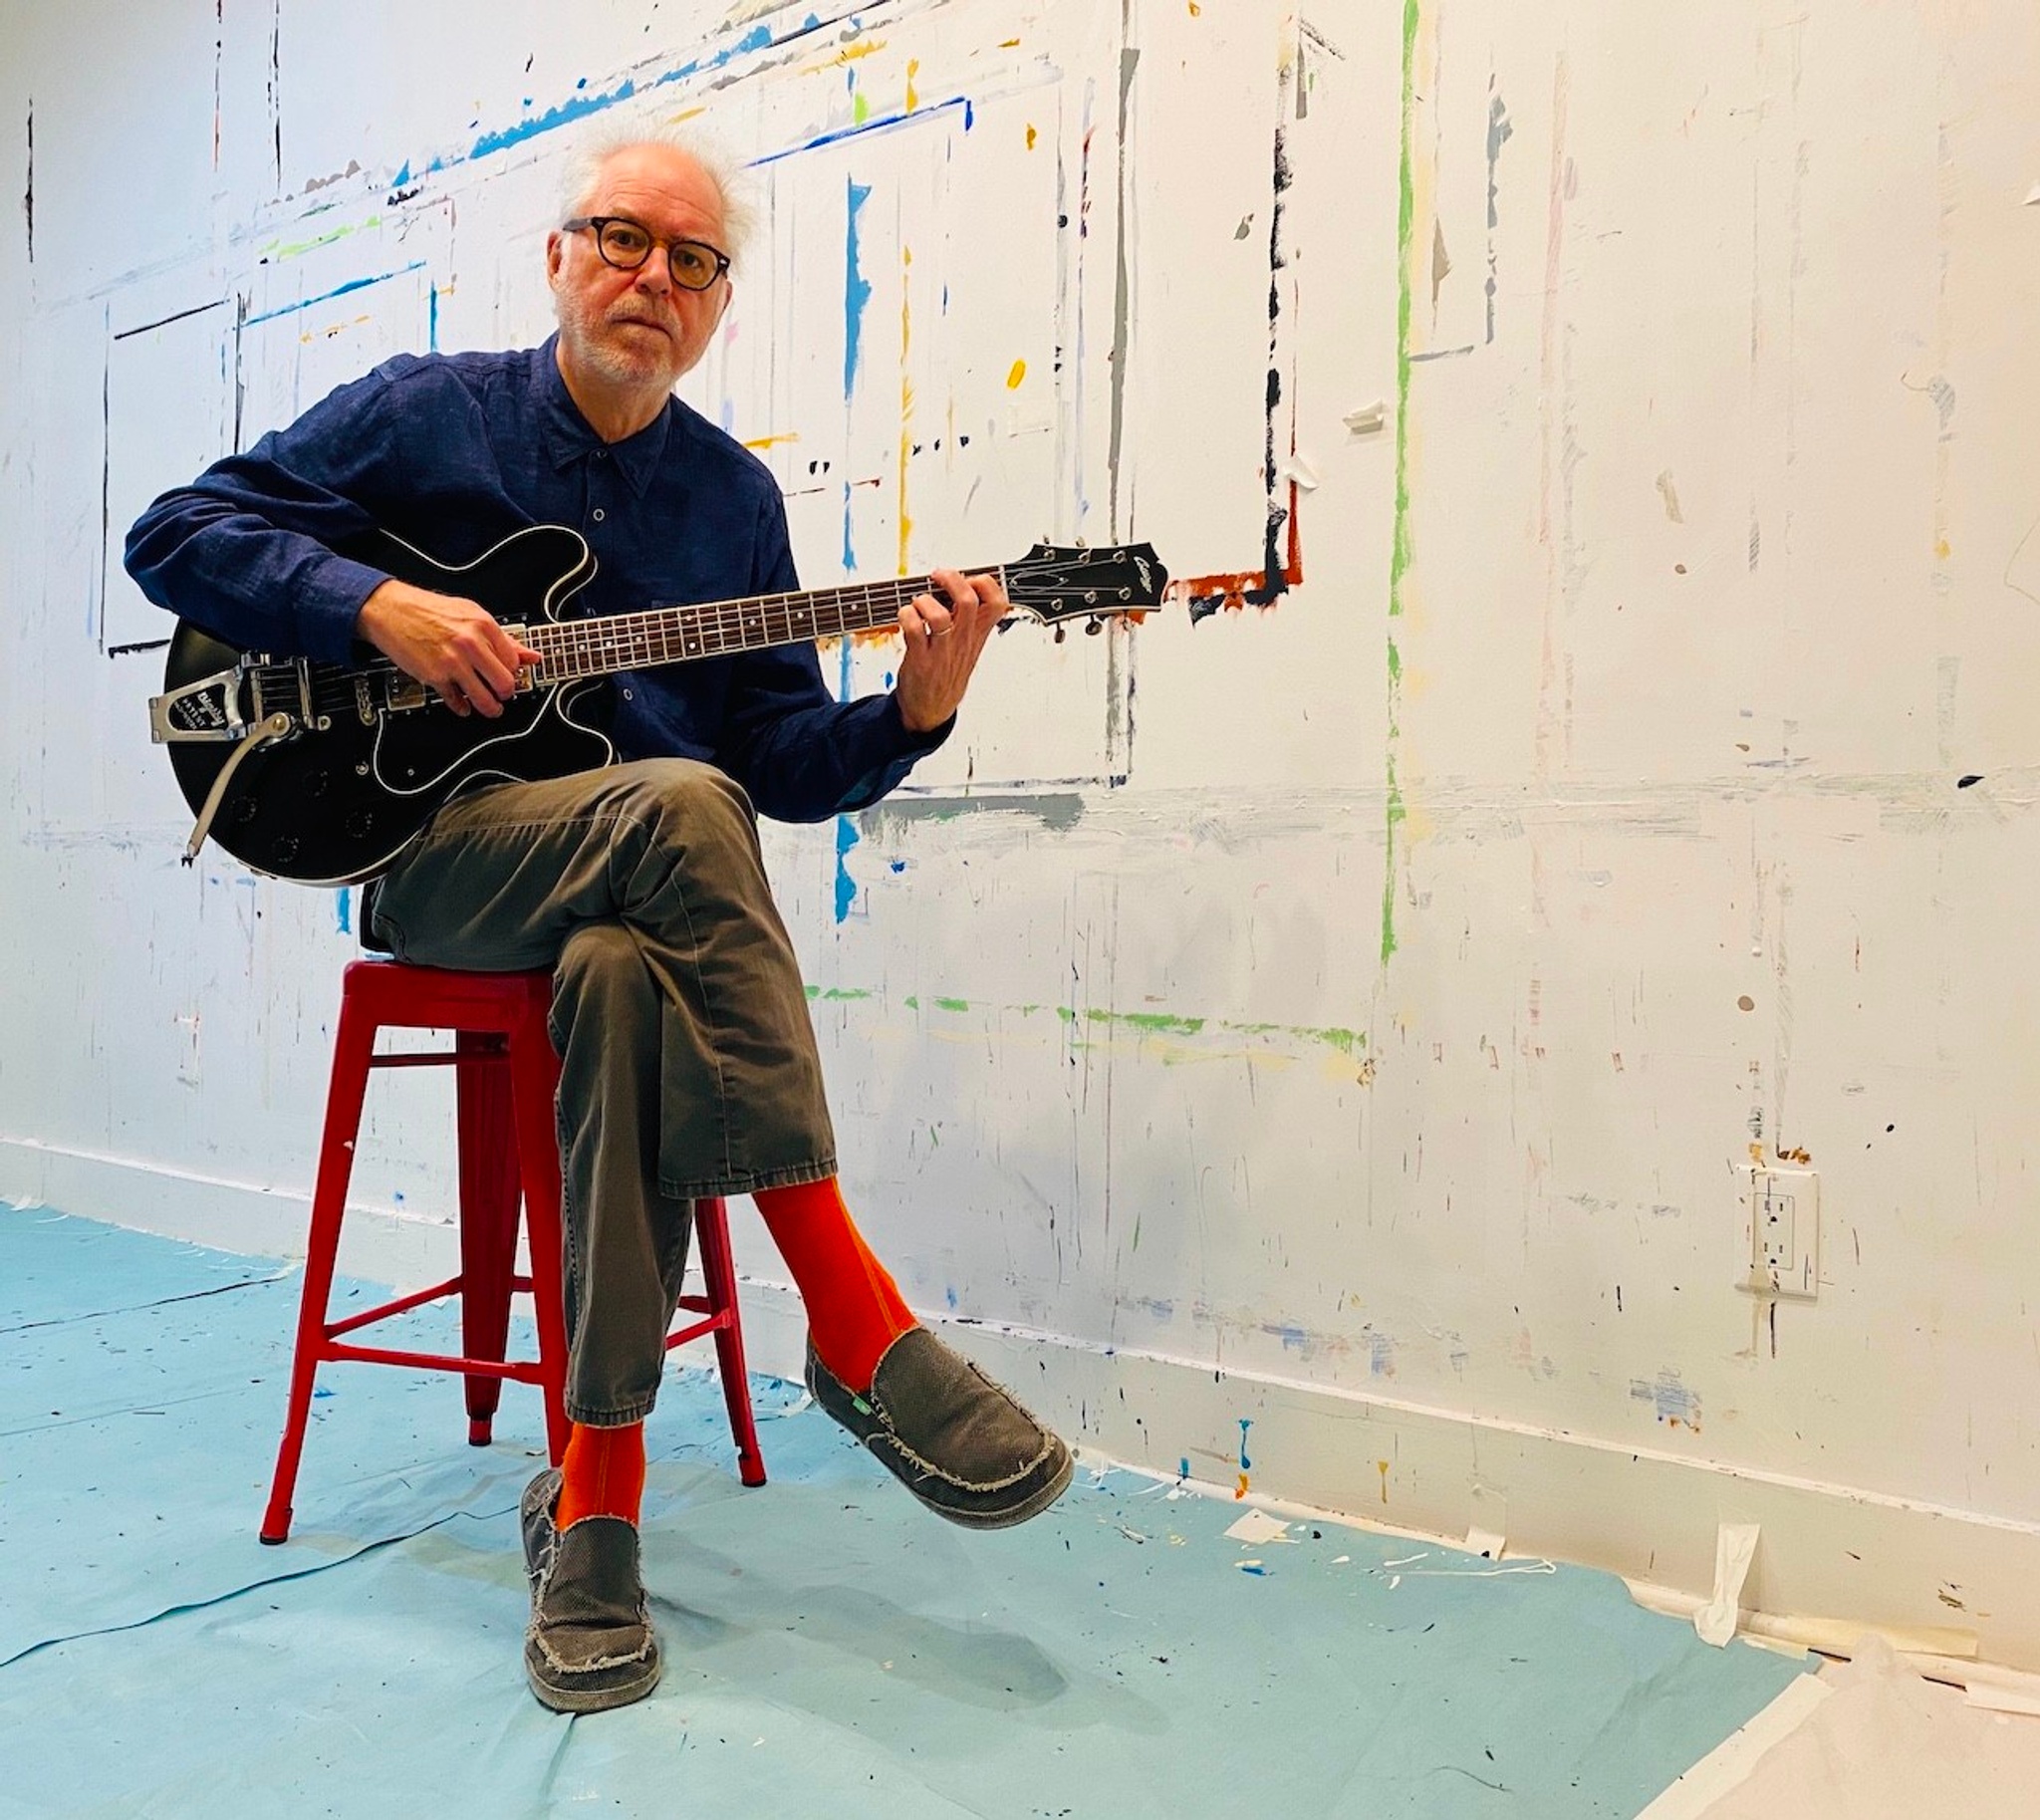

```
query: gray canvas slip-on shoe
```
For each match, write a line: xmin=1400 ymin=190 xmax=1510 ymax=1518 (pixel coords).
xmin=806 ymin=1326 xmax=1073 ymax=1529
xmin=520 ymin=1467 xmax=662 ymax=1713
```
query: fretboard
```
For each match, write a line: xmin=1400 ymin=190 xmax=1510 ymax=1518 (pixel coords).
xmin=523 ymin=572 xmax=1001 ymax=683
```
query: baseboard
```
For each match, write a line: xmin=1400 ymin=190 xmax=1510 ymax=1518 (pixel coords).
xmin=10 ymin=1136 xmax=2038 ymax=1672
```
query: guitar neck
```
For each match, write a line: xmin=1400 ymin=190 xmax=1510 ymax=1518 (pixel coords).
xmin=523 ymin=572 xmax=999 ymax=683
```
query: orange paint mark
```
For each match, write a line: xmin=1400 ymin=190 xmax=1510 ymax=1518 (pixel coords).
xmin=1165 ymin=478 xmax=1306 ymax=611
xmin=1234 ymin=1471 xmax=1250 ymax=1500
xmin=1006 ymin=358 xmax=1027 ymax=389
xmin=1025 ymin=123 xmax=1038 ymax=150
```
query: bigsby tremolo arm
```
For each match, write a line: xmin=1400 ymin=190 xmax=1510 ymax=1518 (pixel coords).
xmin=147 ymin=659 xmax=300 ymax=865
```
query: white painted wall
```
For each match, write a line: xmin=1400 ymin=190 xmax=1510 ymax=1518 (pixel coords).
xmin=4 ymin=1 xmax=2037 ymax=1665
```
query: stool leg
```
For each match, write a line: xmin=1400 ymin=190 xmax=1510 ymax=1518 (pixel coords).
xmin=508 ymin=1011 xmax=571 ymax=1466
xmin=694 ymin=1196 xmax=767 ymax=1487
xmin=455 ymin=1034 xmax=518 ymax=1445
xmin=261 ymin=994 xmax=379 ymax=1543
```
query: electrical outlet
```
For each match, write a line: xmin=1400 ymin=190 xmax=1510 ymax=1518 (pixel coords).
xmin=1743 ymin=1168 xmax=1819 ymax=1299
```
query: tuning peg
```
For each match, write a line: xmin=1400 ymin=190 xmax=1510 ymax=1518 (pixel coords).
xmin=1085 ymin=617 xmax=1104 ymax=635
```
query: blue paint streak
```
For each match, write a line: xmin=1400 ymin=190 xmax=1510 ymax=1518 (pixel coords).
xmin=751 ymin=97 xmax=974 ymax=167
xmin=243 ymin=262 xmax=429 ymax=327
xmin=1237 ymin=1419 xmax=1253 ymax=1471
xmin=844 ymin=178 xmax=873 ymax=400
xmin=841 ymin=481 xmax=857 ymax=573
xmin=427 ymin=283 xmax=438 ymax=351
xmin=833 ymin=635 xmax=860 ymax=922
xmin=1177 ymin=1456 xmax=1191 ymax=1481
xmin=334 ymin=888 xmax=352 ymax=936
xmin=834 ymin=816 xmax=861 ymax=922
xmin=469 ymin=79 xmax=638 ymax=159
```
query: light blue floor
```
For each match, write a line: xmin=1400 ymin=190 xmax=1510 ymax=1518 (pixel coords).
xmin=0 ymin=1207 xmax=1806 ymax=1817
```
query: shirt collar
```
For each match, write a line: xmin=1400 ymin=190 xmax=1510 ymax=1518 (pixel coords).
xmin=536 ymin=335 xmax=673 ymax=498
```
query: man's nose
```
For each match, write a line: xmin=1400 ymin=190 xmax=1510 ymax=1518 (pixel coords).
xmin=633 ymin=246 xmax=674 ymax=295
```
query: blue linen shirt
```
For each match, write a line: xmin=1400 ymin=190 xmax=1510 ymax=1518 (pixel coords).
xmin=124 ymin=336 xmax=947 ymax=823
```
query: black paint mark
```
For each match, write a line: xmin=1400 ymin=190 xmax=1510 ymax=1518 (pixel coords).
xmin=1249 ymin=125 xmax=1294 ymax=607
xmin=107 ymin=638 xmax=172 ymax=658
xmin=114 ymin=298 xmax=228 ymax=342
xmin=1957 ymin=773 xmax=1983 ymax=788
xmin=22 ymin=99 xmax=31 ymax=264
xmin=269 ymin=1 xmax=283 ymax=190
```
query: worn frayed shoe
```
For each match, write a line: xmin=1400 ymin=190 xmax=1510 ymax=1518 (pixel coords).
xmin=806 ymin=1327 xmax=1073 ymax=1529
xmin=519 ymin=1467 xmax=661 ymax=1713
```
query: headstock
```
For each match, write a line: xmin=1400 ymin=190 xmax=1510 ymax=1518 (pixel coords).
xmin=1004 ymin=543 xmax=1171 ymax=626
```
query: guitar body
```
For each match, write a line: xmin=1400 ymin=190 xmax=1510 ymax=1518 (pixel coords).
xmin=162 ymin=525 xmax=613 ymax=885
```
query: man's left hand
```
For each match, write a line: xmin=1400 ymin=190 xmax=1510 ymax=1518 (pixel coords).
xmin=892 ymin=569 xmax=1008 ymax=734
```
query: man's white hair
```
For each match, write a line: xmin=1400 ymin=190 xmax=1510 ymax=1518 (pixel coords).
xmin=556 ymin=124 xmax=756 ymax=266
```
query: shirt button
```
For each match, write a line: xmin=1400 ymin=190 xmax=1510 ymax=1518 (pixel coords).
xmin=622 ymin=687 xmax=634 ymax=701
xmin=592 ymin=508 xmax=607 ymax=522
xmin=595 ymin=449 xmax=608 ymax=460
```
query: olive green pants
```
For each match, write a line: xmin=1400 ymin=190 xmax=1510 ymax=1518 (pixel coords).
xmin=370 ymin=759 xmax=835 ymax=1425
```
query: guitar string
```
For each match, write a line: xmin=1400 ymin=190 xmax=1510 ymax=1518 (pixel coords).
xmin=293 ymin=558 xmax=1133 ymax=716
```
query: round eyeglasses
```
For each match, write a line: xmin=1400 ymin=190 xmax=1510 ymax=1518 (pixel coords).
xmin=562 ymin=216 xmax=731 ymax=291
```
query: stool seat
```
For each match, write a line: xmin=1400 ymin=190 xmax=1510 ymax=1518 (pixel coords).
xmin=259 ymin=957 xmax=765 ymax=1544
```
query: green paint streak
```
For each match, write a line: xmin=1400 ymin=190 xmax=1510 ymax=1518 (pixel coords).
xmin=1383 ymin=0 xmax=1420 ymax=967
xmin=262 ymin=215 xmax=382 ymax=261
xmin=800 ymin=988 xmax=1365 ymax=1059
xmin=1086 ymin=1008 xmax=1206 ymax=1037
xmin=852 ymin=90 xmax=871 ymax=125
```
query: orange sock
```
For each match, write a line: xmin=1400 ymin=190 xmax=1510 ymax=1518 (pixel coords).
xmin=555 ymin=1420 xmax=646 ymax=1530
xmin=752 ymin=1177 xmax=914 ymax=1393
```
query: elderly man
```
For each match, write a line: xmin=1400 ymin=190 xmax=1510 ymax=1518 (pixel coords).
xmin=126 ymin=132 xmax=1072 ymax=1713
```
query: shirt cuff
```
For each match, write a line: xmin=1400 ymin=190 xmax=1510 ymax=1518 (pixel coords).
xmin=292 ymin=554 xmax=395 ymax=664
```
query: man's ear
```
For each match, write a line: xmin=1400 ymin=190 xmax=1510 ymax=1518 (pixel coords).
xmin=544 ymin=230 xmax=564 ymax=290
xmin=714 ymin=280 xmax=734 ymax=329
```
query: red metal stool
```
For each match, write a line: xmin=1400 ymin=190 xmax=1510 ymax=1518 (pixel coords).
xmin=260 ymin=957 xmax=766 ymax=1544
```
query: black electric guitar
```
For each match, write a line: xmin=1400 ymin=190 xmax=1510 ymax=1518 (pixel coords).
xmin=148 ymin=524 xmax=1169 ymax=885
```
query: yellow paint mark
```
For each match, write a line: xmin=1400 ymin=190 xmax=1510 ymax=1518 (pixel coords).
xmin=1935 ymin=537 xmax=1951 ymax=559
xmin=1377 ymin=1458 xmax=1391 ymax=1503
xmin=905 ymin=57 xmax=919 ymax=112
xmin=897 ymin=246 xmax=914 ymax=575
xmin=663 ymin=106 xmax=707 ymax=125
xmin=1000 ymin=37 xmax=1021 ymax=47
xmin=1747 ymin=1141 xmax=1766 ymax=1166
xmin=1006 ymin=358 xmax=1027 ymax=390
xmin=742 ymin=431 xmax=803 ymax=450
xmin=802 ymin=37 xmax=887 ymax=73
xmin=1189 ymin=1 xmax=1202 ymax=13
xmin=1025 ymin=123 xmax=1037 ymax=149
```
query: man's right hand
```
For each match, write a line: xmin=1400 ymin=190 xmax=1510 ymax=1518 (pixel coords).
xmin=355 ymin=578 xmax=543 ymax=717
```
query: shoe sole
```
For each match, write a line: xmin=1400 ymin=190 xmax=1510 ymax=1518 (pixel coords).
xmin=926 ymin=1440 xmax=1075 ymax=1530
xmin=526 ymin=1651 xmax=663 ymax=1714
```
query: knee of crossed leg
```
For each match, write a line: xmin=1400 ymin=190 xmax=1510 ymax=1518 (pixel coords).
xmin=609 ymin=757 xmax=763 ymax=897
